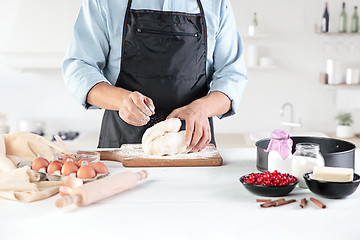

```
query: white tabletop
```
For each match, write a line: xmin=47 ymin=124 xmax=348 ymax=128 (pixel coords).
xmin=1 ymin=148 xmax=360 ymax=240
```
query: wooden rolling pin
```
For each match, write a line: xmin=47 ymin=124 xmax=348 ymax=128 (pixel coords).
xmin=55 ymin=170 xmax=148 ymax=208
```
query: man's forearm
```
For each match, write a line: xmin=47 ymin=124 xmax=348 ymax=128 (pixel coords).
xmin=86 ymin=82 xmax=130 ymax=110
xmin=192 ymin=91 xmax=231 ymax=117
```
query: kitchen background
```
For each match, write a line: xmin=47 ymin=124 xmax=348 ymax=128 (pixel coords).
xmin=0 ymin=0 xmax=359 ymax=145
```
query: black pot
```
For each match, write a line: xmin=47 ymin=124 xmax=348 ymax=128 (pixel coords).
xmin=256 ymin=136 xmax=356 ymax=172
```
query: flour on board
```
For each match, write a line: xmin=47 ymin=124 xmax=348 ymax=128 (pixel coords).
xmin=117 ymin=144 xmax=219 ymax=160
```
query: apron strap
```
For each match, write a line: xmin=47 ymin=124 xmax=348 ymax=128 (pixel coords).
xmin=196 ymin=0 xmax=205 ymax=15
xmin=126 ymin=0 xmax=205 ymax=15
xmin=121 ymin=0 xmax=134 ymax=62
xmin=196 ymin=0 xmax=207 ymax=80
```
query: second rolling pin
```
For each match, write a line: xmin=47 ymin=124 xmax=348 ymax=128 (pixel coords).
xmin=55 ymin=170 xmax=148 ymax=208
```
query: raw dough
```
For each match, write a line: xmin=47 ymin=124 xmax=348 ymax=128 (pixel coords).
xmin=142 ymin=118 xmax=188 ymax=156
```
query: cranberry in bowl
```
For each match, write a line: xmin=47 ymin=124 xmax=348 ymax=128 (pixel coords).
xmin=240 ymin=171 xmax=299 ymax=197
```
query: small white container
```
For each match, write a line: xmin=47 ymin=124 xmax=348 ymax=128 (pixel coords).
xmin=346 ymin=68 xmax=360 ymax=85
xmin=259 ymin=57 xmax=274 ymax=68
xmin=292 ymin=143 xmax=324 ymax=188
xmin=326 ymin=59 xmax=343 ymax=85
xmin=268 ymin=151 xmax=292 ymax=173
xmin=266 ymin=130 xmax=293 ymax=174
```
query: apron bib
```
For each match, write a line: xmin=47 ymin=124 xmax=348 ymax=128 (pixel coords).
xmin=98 ymin=0 xmax=215 ymax=148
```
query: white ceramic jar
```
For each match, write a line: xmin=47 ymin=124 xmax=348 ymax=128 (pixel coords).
xmin=291 ymin=143 xmax=324 ymax=188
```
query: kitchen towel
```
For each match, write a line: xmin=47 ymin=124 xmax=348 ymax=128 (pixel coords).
xmin=0 ymin=133 xmax=63 ymax=202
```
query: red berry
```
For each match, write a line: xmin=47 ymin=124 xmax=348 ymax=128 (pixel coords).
xmin=243 ymin=171 xmax=297 ymax=186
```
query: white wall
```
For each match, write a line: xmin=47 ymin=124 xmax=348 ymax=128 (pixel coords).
xmin=214 ymin=0 xmax=360 ymax=134
xmin=0 ymin=0 xmax=103 ymax=135
xmin=0 ymin=0 xmax=359 ymax=137
xmin=0 ymin=65 xmax=104 ymax=134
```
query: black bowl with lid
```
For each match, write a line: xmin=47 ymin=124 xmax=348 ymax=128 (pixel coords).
xmin=256 ymin=136 xmax=355 ymax=172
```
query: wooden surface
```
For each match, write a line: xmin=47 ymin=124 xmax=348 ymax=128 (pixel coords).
xmin=99 ymin=144 xmax=223 ymax=167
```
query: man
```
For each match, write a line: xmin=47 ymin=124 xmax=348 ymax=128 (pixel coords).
xmin=63 ymin=0 xmax=248 ymax=151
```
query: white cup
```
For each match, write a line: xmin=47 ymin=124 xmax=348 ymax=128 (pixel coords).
xmin=259 ymin=57 xmax=274 ymax=67
xmin=346 ymin=68 xmax=360 ymax=85
xmin=326 ymin=59 xmax=343 ymax=85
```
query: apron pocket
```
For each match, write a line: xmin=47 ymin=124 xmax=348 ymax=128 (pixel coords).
xmin=136 ymin=28 xmax=198 ymax=80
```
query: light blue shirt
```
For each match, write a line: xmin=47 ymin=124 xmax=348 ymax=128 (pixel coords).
xmin=63 ymin=0 xmax=248 ymax=118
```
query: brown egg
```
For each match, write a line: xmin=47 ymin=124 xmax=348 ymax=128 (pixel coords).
xmin=92 ymin=162 xmax=109 ymax=174
xmin=59 ymin=186 xmax=72 ymax=197
xmin=62 ymin=176 xmax=83 ymax=189
xmin=76 ymin=159 xmax=91 ymax=168
xmin=32 ymin=157 xmax=49 ymax=171
xmin=61 ymin=160 xmax=78 ymax=176
xmin=77 ymin=164 xmax=96 ymax=179
xmin=47 ymin=160 xmax=63 ymax=174
xmin=61 ymin=156 xmax=76 ymax=164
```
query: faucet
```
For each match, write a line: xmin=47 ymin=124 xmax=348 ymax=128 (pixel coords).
xmin=280 ymin=103 xmax=302 ymax=132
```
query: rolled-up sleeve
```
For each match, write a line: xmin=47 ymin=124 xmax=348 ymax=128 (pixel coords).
xmin=62 ymin=0 xmax=110 ymax=109
xmin=209 ymin=0 xmax=248 ymax=119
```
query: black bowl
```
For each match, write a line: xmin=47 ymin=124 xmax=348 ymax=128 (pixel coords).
xmin=256 ymin=136 xmax=356 ymax=172
xmin=303 ymin=172 xmax=360 ymax=199
xmin=239 ymin=174 xmax=298 ymax=197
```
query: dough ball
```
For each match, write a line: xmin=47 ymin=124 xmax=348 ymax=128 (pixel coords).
xmin=142 ymin=118 xmax=187 ymax=156
xmin=147 ymin=131 xmax=187 ymax=156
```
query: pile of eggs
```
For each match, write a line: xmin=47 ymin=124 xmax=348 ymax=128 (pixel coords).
xmin=31 ymin=155 xmax=108 ymax=180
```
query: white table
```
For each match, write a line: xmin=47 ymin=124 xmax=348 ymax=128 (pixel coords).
xmin=1 ymin=148 xmax=360 ymax=240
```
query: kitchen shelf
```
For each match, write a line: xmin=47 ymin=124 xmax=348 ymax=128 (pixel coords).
xmin=0 ymin=52 xmax=64 ymax=70
xmin=243 ymin=34 xmax=268 ymax=39
xmin=247 ymin=65 xmax=276 ymax=70
xmin=322 ymin=83 xmax=360 ymax=89
xmin=315 ymin=31 xmax=360 ymax=36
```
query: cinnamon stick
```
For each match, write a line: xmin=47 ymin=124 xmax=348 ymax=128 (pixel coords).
xmin=310 ymin=197 xmax=326 ymax=209
xmin=275 ymin=199 xmax=296 ymax=207
xmin=300 ymin=198 xmax=307 ymax=208
xmin=260 ymin=198 xmax=285 ymax=208
xmin=260 ymin=198 xmax=296 ymax=208
xmin=256 ymin=199 xmax=272 ymax=202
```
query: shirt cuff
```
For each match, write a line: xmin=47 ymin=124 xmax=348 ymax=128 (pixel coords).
xmin=209 ymin=76 xmax=248 ymax=119
xmin=83 ymin=80 xmax=111 ymax=110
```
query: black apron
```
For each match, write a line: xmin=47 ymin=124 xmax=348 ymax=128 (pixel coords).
xmin=98 ymin=0 xmax=215 ymax=148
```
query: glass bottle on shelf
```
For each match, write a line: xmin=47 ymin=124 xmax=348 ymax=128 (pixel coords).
xmin=248 ymin=12 xmax=258 ymax=36
xmin=339 ymin=2 xmax=347 ymax=33
xmin=291 ymin=143 xmax=324 ymax=188
xmin=351 ymin=6 xmax=359 ymax=33
xmin=252 ymin=12 xmax=258 ymax=27
xmin=321 ymin=2 xmax=329 ymax=32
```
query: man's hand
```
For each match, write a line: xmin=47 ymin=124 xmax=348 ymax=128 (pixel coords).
xmin=167 ymin=91 xmax=232 ymax=152
xmin=119 ymin=91 xmax=155 ymax=126
xmin=87 ymin=82 xmax=155 ymax=126
xmin=167 ymin=101 xmax=211 ymax=152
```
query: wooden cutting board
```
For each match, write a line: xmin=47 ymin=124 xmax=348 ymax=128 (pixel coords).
xmin=99 ymin=144 xmax=223 ymax=167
